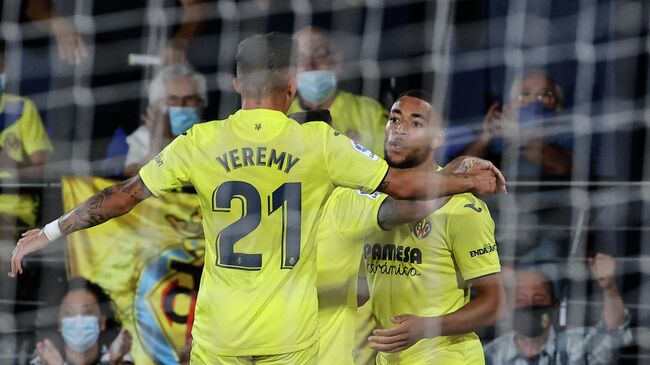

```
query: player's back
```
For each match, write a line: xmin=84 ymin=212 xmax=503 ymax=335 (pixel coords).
xmin=139 ymin=108 xmax=388 ymax=358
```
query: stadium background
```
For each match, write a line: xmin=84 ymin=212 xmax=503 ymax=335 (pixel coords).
xmin=0 ymin=0 xmax=649 ymax=363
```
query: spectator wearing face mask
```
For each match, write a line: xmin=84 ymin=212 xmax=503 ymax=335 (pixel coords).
xmin=30 ymin=277 xmax=132 ymax=365
xmin=0 ymin=38 xmax=53 ymax=179
xmin=463 ymin=71 xmax=573 ymax=179
xmin=484 ymin=253 xmax=633 ymax=365
xmin=287 ymin=26 xmax=388 ymax=157
xmin=123 ymin=63 xmax=207 ymax=178
xmin=0 ymin=38 xmax=53 ymax=235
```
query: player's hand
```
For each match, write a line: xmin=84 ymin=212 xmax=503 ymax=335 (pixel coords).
xmin=587 ymin=252 xmax=616 ymax=290
xmin=35 ymin=339 xmax=64 ymax=365
xmin=466 ymin=157 xmax=507 ymax=193
xmin=467 ymin=169 xmax=499 ymax=195
xmin=368 ymin=314 xmax=438 ymax=353
xmin=9 ymin=228 xmax=51 ymax=278
xmin=445 ymin=156 xmax=507 ymax=194
xmin=51 ymin=18 xmax=88 ymax=65
xmin=108 ymin=329 xmax=132 ymax=363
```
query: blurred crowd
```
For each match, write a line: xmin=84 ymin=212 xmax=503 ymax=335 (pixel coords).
xmin=1 ymin=0 xmax=648 ymax=364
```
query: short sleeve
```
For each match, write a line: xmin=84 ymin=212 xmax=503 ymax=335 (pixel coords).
xmin=323 ymin=128 xmax=388 ymax=193
xmin=21 ymin=99 xmax=52 ymax=155
xmin=448 ymin=196 xmax=501 ymax=280
xmin=325 ymin=188 xmax=388 ymax=242
xmin=138 ymin=129 xmax=194 ymax=197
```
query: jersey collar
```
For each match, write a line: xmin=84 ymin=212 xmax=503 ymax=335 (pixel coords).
xmin=230 ymin=108 xmax=291 ymax=142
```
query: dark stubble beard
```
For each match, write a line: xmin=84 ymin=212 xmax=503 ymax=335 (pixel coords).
xmin=384 ymin=146 xmax=433 ymax=169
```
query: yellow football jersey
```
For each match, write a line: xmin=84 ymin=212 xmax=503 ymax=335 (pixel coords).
xmin=288 ymin=90 xmax=388 ymax=157
xmin=0 ymin=93 xmax=52 ymax=226
xmin=365 ymin=192 xmax=500 ymax=364
xmin=315 ymin=188 xmax=387 ymax=364
xmin=139 ymin=108 xmax=388 ymax=358
xmin=0 ymin=93 xmax=52 ymax=176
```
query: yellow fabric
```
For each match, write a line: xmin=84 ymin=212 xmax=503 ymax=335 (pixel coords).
xmin=354 ymin=300 xmax=378 ymax=365
xmin=0 ymin=194 xmax=38 ymax=226
xmin=0 ymin=94 xmax=52 ymax=225
xmin=315 ymin=188 xmax=387 ymax=365
xmin=190 ymin=341 xmax=319 ymax=365
xmin=365 ymin=192 xmax=500 ymax=364
xmin=0 ymin=93 xmax=52 ymax=169
xmin=139 ymin=108 xmax=388 ymax=357
xmin=374 ymin=337 xmax=485 ymax=365
xmin=288 ymin=90 xmax=388 ymax=157
xmin=63 ymin=176 xmax=205 ymax=365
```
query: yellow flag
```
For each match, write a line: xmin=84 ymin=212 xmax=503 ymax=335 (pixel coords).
xmin=63 ymin=176 xmax=204 ymax=364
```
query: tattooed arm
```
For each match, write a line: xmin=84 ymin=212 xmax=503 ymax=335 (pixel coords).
xmin=377 ymin=198 xmax=448 ymax=230
xmin=377 ymin=157 xmax=506 ymax=200
xmin=9 ymin=175 xmax=152 ymax=277
xmin=59 ymin=175 xmax=152 ymax=234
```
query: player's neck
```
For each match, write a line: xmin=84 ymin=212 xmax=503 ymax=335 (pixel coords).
xmin=413 ymin=154 xmax=437 ymax=172
xmin=241 ymin=94 xmax=291 ymax=114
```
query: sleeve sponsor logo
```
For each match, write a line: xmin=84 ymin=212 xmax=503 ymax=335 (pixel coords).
xmin=155 ymin=154 xmax=164 ymax=167
xmin=356 ymin=190 xmax=381 ymax=200
xmin=350 ymin=140 xmax=378 ymax=161
xmin=469 ymin=243 xmax=497 ymax=257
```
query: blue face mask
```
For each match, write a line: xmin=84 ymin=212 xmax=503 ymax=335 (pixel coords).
xmin=518 ymin=102 xmax=557 ymax=128
xmin=297 ymin=70 xmax=337 ymax=105
xmin=61 ymin=316 xmax=100 ymax=353
xmin=0 ymin=74 xmax=5 ymax=93
xmin=169 ymin=106 xmax=200 ymax=136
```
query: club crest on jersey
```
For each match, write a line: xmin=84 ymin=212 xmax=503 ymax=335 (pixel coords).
xmin=3 ymin=133 xmax=21 ymax=152
xmin=350 ymin=140 xmax=378 ymax=160
xmin=413 ymin=218 xmax=432 ymax=239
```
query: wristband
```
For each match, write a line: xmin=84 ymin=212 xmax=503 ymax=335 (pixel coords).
xmin=43 ymin=219 xmax=63 ymax=241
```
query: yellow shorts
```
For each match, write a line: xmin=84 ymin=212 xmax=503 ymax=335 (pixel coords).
xmin=190 ymin=341 xmax=318 ymax=365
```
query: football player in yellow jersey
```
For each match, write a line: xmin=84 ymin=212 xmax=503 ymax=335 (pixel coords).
xmin=366 ymin=90 xmax=506 ymax=364
xmin=314 ymin=90 xmax=506 ymax=365
xmin=0 ymin=39 xmax=53 ymax=178
xmin=10 ymin=34 xmax=505 ymax=364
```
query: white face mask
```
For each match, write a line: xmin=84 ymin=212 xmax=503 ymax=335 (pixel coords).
xmin=61 ymin=315 xmax=100 ymax=352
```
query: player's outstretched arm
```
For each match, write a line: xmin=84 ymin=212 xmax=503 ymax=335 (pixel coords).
xmin=9 ymin=175 xmax=152 ymax=277
xmin=378 ymin=157 xmax=506 ymax=200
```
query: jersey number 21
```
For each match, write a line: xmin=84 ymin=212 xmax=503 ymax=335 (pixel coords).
xmin=212 ymin=181 xmax=301 ymax=271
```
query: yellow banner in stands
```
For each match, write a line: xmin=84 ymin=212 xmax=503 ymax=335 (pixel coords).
xmin=62 ymin=176 xmax=204 ymax=364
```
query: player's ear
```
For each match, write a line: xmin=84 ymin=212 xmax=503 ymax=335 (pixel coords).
xmin=232 ymin=78 xmax=241 ymax=95
xmin=287 ymin=78 xmax=297 ymax=101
